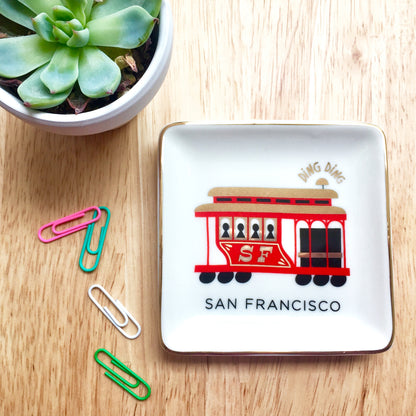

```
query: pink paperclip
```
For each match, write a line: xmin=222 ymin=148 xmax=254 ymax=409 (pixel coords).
xmin=38 ymin=206 xmax=101 ymax=243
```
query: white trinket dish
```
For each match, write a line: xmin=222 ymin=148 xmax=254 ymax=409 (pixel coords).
xmin=159 ymin=122 xmax=394 ymax=355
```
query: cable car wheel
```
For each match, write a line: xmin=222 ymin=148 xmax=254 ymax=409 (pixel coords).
xmin=199 ymin=272 xmax=216 ymax=284
xmin=295 ymin=274 xmax=347 ymax=287
xmin=314 ymin=275 xmax=330 ymax=286
xmin=199 ymin=272 xmax=252 ymax=284
xmin=295 ymin=274 xmax=312 ymax=285
xmin=235 ymin=272 xmax=252 ymax=283
xmin=330 ymin=275 xmax=347 ymax=287
xmin=217 ymin=272 xmax=234 ymax=283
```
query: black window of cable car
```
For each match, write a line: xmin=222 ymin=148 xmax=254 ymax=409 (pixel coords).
xmin=249 ymin=218 xmax=262 ymax=240
xmin=299 ymin=227 xmax=342 ymax=267
xmin=219 ymin=217 xmax=232 ymax=240
xmin=234 ymin=218 xmax=247 ymax=240
xmin=264 ymin=218 xmax=277 ymax=241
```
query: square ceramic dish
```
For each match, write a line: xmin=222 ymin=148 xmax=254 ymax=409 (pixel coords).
xmin=159 ymin=122 xmax=393 ymax=355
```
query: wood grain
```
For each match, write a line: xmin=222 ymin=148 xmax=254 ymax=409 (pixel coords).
xmin=0 ymin=0 xmax=415 ymax=414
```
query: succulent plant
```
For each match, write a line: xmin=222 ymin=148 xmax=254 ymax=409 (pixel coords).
xmin=0 ymin=0 xmax=161 ymax=109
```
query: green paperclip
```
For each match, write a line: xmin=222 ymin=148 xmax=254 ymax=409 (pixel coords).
xmin=94 ymin=348 xmax=151 ymax=401
xmin=79 ymin=206 xmax=110 ymax=272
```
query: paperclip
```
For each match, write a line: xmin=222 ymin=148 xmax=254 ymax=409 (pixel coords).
xmin=88 ymin=284 xmax=141 ymax=339
xmin=79 ymin=206 xmax=110 ymax=272
xmin=94 ymin=348 xmax=151 ymax=401
xmin=38 ymin=206 xmax=101 ymax=243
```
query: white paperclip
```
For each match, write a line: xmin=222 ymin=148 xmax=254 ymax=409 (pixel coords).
xmin=88 ymin=284 xmax=141 ymax=339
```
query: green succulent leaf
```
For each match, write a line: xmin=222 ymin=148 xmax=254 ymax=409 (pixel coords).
xmin=84 ymin=0 xmax=94 ymax=21
xmin=90 ymin=0 xmax=161 ymax=19
xmin=0 ymin=34 xmax=56 ymax=78
xmin=17 ymin=0 xmax=63 ymax=16
xmin=61 ymin=0 xmax=89 ymax=26
xmin=52 ymin=25 xmax=70 ymax=43
xmin=66 ymin=28 xmax=89 ymax=48
xmin=52 ymin=5 xmax=75 ymax=21
xmin=67 ymin=87 xmax=90 ymax=114
xmin=137 ymin=0 xmax=161 ymax=17
xmin=67 ymin=19 xmax=84 ymax=32
xmin=87 ymin=6 xmax=156 ymax=49
xmin=17 ymin=64 xmax=71 ymax=109
xmin=98 ymin=46 xmax=131 ymax=60
xmin=40 ymin=45 xmax=79 ymax=93
xmin=78 ymin=46 xmax=121 ymax=98
xmin=0 ymin=0 xmax=35 ymax=30
xmin=32 ymin=13 xmax=55 ymax=42
xmin=54 ymin=20 xmax=72 ymax=37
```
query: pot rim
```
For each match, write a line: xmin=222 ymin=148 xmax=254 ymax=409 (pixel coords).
xmin=0 ymin=0 xmax=173 ymax=127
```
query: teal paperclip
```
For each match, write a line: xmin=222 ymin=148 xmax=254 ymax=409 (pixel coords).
xmin=79 ymin=206 xmax=110 ymax=272
xmin=94 ymin=348 xmax=151 ymax=401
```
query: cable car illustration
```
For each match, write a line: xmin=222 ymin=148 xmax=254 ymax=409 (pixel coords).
xmin=194 ymin=180 xmax=350 ymax=287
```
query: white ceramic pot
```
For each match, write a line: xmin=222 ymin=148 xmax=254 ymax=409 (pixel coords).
xmin=0 ymin=1 xmax=173 ymax=136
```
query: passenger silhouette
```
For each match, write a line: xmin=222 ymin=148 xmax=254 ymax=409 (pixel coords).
xmin=266 ymin=224 xmax=275 ymax=239
xmin=251 ymin=223 xmax=260 ymax=239
xmin=221 ymin=223 xmax=230 ymax=238
xmin=236 ymin=223 xmax=245 ymax=238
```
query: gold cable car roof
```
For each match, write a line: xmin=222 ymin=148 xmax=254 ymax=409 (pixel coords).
xmin=195 ymin=187 xmax=345 ymax=215
xmin=208 ymin=187 xmax=339 ymax=199
xmin=195 ymin=203 xmax=346 ymax=215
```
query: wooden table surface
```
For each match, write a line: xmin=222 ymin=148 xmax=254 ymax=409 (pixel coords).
xmin=0 ymin=1 xmax=414 ymax=415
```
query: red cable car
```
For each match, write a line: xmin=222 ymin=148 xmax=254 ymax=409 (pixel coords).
xmin=194 ymin=185 xmax=350 ymax=286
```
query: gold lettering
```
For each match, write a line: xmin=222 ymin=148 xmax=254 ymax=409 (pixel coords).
xmin=257 ymin=246 xmax=273 ymax=263
xmin=239 ymin=245 xmax=253 ymax=262
xmin=306 ymin=163 xmax=315 ymax=176
xmin=299 ymin=161 xmax=346 ymax=184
